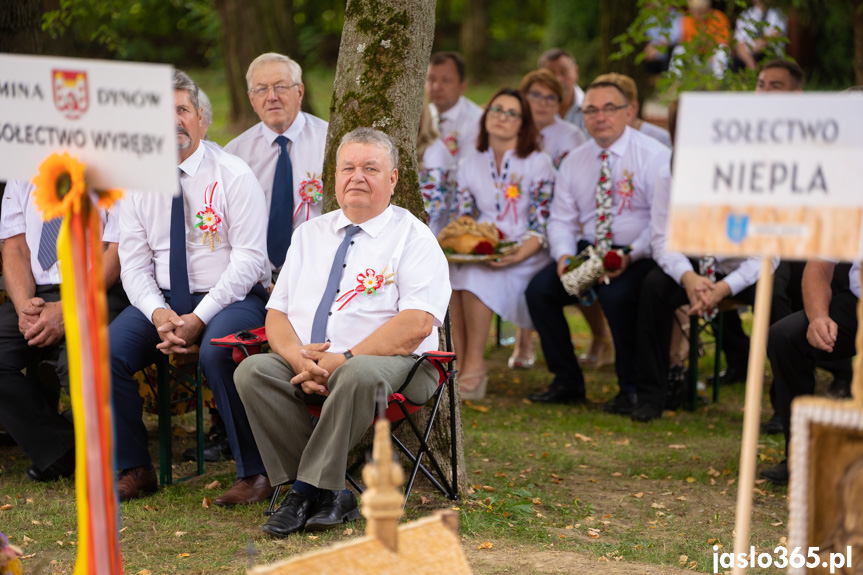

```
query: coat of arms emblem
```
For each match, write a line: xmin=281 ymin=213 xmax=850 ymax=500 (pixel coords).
xmin=52 ymin=69 xmax=89 ymax=120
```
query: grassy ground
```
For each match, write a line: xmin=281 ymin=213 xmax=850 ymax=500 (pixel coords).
xmin=1 ymin=311 xmax=802 ymax=574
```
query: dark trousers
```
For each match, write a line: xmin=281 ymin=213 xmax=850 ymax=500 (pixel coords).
xmin=0 ymin=286 xmax=72 ymax=470
xmin=526 ymin=245 xmax=656 ymax=397
xmin=767 ymin=290 xmax=858 ymax=454
xmin=109 ymin=290 xmax=266 ymax=476
xmin=634 ymin=267 xmax=767 ymax=409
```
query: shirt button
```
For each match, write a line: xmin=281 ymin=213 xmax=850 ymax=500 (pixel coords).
xmin=328 ymin=312 xmax=332 ymax=316
xmin=343 ymin=263 xmax=346 ymax=268
xmin=350 ymin=241 xmax=355 ymax=245
xmin=336 ymin=289 xmax=340 ymax=293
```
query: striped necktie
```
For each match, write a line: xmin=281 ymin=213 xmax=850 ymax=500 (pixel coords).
xmin=37 ymin=217 xmax=62 ymax=271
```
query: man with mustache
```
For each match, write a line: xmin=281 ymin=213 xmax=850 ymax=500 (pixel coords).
xmin=107 ymin=69 xmax=271 ymax=505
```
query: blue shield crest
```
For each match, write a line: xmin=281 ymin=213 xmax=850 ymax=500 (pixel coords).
xmin=726 ymin=214 xmax=749 ymax=244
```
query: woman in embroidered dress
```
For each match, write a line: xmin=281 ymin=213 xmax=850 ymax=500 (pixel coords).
xmin=519 ymin=69 xmax=615 ymax=371
xmin=417 ymin=100 xmax=453 ymax=237
xmin=449 ymin=88 xmax=555 ymax=399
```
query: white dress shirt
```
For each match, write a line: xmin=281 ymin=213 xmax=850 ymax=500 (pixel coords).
xmin=562 ymin=85 xmax=586 ymax=130
xmin=851 ymin=262 xmax=860 ymax=298
xmin=225 ymin=112 xmax=328 ymax=268
xmin=734 ymin=6 xmax=786 ymax=49
xmin=420 ymin=138 xmax=454 ymax=237
xmin=1 ymin=179 xmax=116 ymax=286
xmin=431 ymin=96 xmax=484 ymax=171
xmin=268 ymin=206 xmax=451 ymax=354
xmin=540 ymin=117 xmax=587 ymax=169
xmin=649 ymin=163 xmax=773 ymax=296
xmin=549 ymin=126 xmax=671 ymax=263
xmin=118 ymin=142 xmax=269 ymax=325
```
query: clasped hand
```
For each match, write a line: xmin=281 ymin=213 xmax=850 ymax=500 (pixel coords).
xmin=153 ymin=308 xmax=204 ymax=355
xmin=682 ymin=272 xmax=730 ymax=316
xmin=20 ymin=298 xmax=65 ymax=347
xmin=288 ymin=341 xmax=348 ymax=397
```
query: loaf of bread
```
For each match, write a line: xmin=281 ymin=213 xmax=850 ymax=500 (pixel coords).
xmin=437 ymin=216 xmax=500 ymax=254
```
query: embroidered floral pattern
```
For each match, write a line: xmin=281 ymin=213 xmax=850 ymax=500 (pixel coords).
xmin=335 ymin=266 xmax=396 ymax=310
xmin=455 ymin=186 xmax=478 ymax=220
xmin=195 ymin=181 xmax=222 ymax=251
xmin=527 ymin=177 xmax=554 ymax=236
xmin=421 ymin=167 xmax=449 ymax=226
xmin=294 ymin=172 xmax=323 ymax=222
xmin=444 ymin=132 xmax=459 ymax=156
xmin=616 ymin=169 xmax=635 ymax=215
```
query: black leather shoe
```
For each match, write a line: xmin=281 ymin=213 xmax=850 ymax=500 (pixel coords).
xmin=827 ymin=377 xmax=852 ymax=400
xmin=707 ymin=366 xmax=747 ymax=386
xmin=183 ymin=437 xmax=232 ymax=462
xmin=760 ymin=460 xmax=788 ymax=485
xmin=631 ymin=403 xmax=663 ymax=422
xmin=262 ymin=491 xmax=316 ymax=537
xmin=602 ymin=392 xmax=637 ymax=415
xmin=26 ymin=449 xmax=75 ymax=482
xmin=527 ymin=386 xmax=586 ymax=404
xmin=665 ymin=365 xmax=687 ymax=410
xmin=305 ymin=490 xmax=361 ymax=532
xmin=763 ymin=412 xmax=783 ymax=435
xmin=0 ymin=431 xmax=15 ymax=446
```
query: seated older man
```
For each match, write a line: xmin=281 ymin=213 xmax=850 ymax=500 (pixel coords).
xmin=235 ymin=127 xmax=451 ymax=537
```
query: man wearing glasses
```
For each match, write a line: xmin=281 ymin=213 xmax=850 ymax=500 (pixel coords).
xmin=525 ymin=81 xmax=670 ymax=414
xmin=226 ymin=52 xmax=328 ymax=284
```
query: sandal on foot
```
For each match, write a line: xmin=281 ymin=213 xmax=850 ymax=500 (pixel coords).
xmin=507 ymin=354 xmax=536 ymax=369
xmin=458 ymin=372 xmax=488 ymax=401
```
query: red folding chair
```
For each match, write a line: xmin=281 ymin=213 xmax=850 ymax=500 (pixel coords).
xmin=210 ymin=315 xmax=459 ymax=511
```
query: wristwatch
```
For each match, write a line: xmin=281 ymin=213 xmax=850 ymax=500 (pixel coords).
xmin=343 ymin=349 xmax=354 ymax=360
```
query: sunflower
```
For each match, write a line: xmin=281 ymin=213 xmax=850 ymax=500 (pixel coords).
xmin=94 ymin=188 xmax=124 ymax=210
xmin=32 ymin=152 xmax=87 ymax=220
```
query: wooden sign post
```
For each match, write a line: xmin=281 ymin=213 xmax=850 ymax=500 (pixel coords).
xmin=669 ymin=92 xmax=863 ymax=575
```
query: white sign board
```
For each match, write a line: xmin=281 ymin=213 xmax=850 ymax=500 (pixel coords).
xmin=668 ymin=92 xmax=863 ymax=261
xmin=0 ymin=53 xmax=177 ymax=194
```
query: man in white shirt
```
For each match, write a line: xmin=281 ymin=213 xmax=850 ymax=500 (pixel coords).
xmin=763 ymin=261 xmax=860 ymax=485
xmin=632 ymin=163 xmax=778 ymax=422
xmin=425 ymin=51 xmax=484 ymax=170
xmin=235 ymin=128 xmax=450 ymax=537
xmin=732 ymin=0 xmax=786 ymax=71
xmin=109 ymin=70 xmax=271 ymax=504
xmin=538 ymin=48 xmax=585 ymax=131
xmin=0 ymin=179 xmax=124 ymax=481
xmin=526 ymin=81 xmax=670 ymax=414
xmin=225 ymin=53 xmax=328 ymax=282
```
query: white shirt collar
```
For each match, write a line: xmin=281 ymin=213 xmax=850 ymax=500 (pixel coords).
xmin=439 ymin=96 xmax=467 ymax=123
xmin=335 ymin=205 xmax=394 ymax=239
xmin=589 ymin=125 xmax=632 ymax=158
xmin=179 ymin=141 xmax=206 ymax=177
xmin=260 ymin=112 xmax=307 ymax=145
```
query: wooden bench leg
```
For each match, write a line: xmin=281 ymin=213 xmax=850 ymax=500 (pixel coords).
xmin=157 ymin=356 xmax=172 ymax=486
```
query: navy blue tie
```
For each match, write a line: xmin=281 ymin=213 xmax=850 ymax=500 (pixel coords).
xmin=37 ymin=216 xmax=62 ymax=270
xmin=268 ymin=135 xmax=294 ymax=269
xmin=170 ymin=171 xmax=192 ymax=315
xmin=310 ymin=225 xmax=361 ymax=343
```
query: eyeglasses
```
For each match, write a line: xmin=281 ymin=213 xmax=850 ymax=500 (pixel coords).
xmin=488 ymin=106 xmax=522 ymax=122
xmin=248 ymin=83 xmax=300 ymax=98
xmin=526 ymin=91 xmax=559 ymax=105
xmin=582 ymin=104 xmax=628 ymax=119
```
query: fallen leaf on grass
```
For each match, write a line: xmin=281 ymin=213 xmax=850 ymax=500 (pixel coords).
xmin=614 ymin=438 xmax=630 ymax=446
xmin=120 ymin=527 xmax=128 ymax=533
xmin=31 ymin=520 xmax=41 ymax=525
xmin=178 ymin=553 xmax=190 ymax=558
xmin=679 ymin=555 xmax=689 ymax=565
xmin=420 ymin=495 xmax=430 ymax=505
xmin=574 ymin=433 xmax=592 ymax=442
xmin=753 ymin=488 xmax=767 ymax=496
xmin=686 ymin=477 xmax=696 ymax=483
xmin=481 ymin=485 xmax=495 ymax=492
xmin=22 ymin=536 xmax=34 ymax=543
xmin=639 ymin=474 xmax=649 ymax=479
xmin=727 ymin=478 xmax=736 ymax=486
xmin=532 ymin=498 xmax=542 ymax=505
xmin=307 ymin=535 xmax=319 ymax=540
xmin=0 ymin=504 xmax=13 ymax=510
xmin=631 ymin=492 xmax=644 ymax=499
xmin=565 ymin=525 xmax=573 ymax=530
xmin=464 ymin=401 xmax=490 ymax=413
xmin=587 ymin=528 xmax=600 ymax=538
xmin=771 ymin=521 xmax=783 ymax=527
xmin=676 ymin=496 xmax=687 ymax=501
xmin=651 ymin=502 xmax=666 ymax=509
xmin=202 ymin=497 xmax=211 ymax=509
xmin=25 ymin=498 xmax=34 ymax=504
xmin=707 ymin=467 xmax=721 ymax=477
xmin=204 ymin=480 xmax=221 ymax=490
xmin=137 ymin=570 xmax=153 ymax=575
xmin=343 ymin=528 xmax=354 ymax=536
xmin=611 ymin=472 xmax=623 ymax=477
xmin=174 ymin=531 xmax=187 ymax=537
xmin=668 ymin=444 xmax=687 ymax=450
xmin=143 ymin=505 xmax=158 ymax=511
xmin=688 ymin=560 xmax=698 ymax=569
xmin=477 ymin=542 xmax=493 ymax=550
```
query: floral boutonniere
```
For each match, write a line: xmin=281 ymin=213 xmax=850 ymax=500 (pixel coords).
xmin=335 ymin=265 xmax=396 ymax=310
xmin=294 ymin=172 xmax=323 ymax=222
xmin=194 ymin=181 xmax=222 ymax=251
xmin=497 ymin=176 xmax=522 ymax=224
xmin=616 ymin=169 xmax=635 ymax=214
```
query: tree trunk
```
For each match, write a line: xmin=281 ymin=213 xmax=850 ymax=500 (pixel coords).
xmin=459 ymin=0 xmax=488 ymax=82
xmin=600 ymin=0 xmax=645 ymax=100
xmin=215 ymin=0 xmax=302 ymax=133
xmin=0 ymin=0 xmax=41 ymax=54
xmin=325 ymin=0 xmax=469 ymax=499
xmin=855 ymin=0 xmax=863 ymax=86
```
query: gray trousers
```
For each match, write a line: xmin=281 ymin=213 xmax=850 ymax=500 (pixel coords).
xmin=235 ymin=353 xmax=438 ymax=490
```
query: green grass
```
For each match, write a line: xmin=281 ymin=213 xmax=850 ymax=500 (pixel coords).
xmin=1 ymin=310 xmax=807 ymax=574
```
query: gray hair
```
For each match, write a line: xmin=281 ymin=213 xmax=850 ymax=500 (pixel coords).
xmin=246 ymin=52 xmax=303 ymax=90
xmin=173 ymin=69 xmax=200 ymax=115
xmin=843 ymin=85 xmax=863 ymax=93
xmin=198 ymin=88 xmax=213 ymax=136
xmin=337 ymin=127 xmax=399 ymax=170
